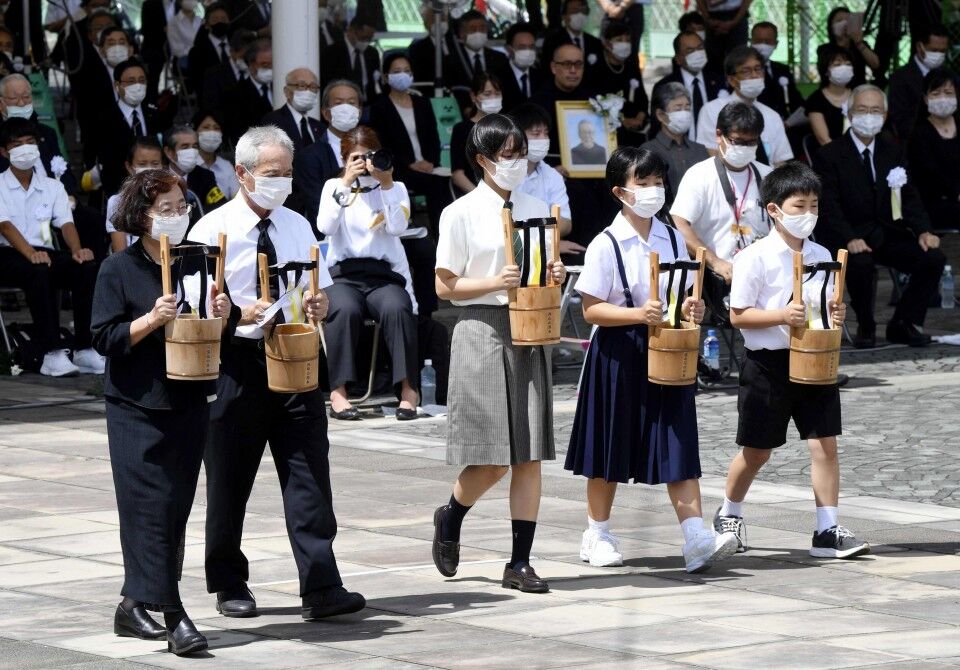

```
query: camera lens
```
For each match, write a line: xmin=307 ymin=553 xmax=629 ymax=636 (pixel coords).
xmin=369 ymin=149 xmax=393 ymax=172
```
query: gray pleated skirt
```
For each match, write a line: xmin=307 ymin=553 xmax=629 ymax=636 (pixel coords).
xmin=446 ymin=305 xmax=555 ymax=466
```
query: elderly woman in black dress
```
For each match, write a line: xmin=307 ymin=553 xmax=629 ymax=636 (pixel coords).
xmin=92 ymin=170 xmax=239 ymax=656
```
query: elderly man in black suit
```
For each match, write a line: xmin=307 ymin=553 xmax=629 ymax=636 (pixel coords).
xmin=750 ymin=21 xmax=804 ymax=121
xmin=139 ymin=0 xmax=173 ymax=100
xmin=651 ymin=30 xmax=724 ymax=139
xmin=888 ymin=23 xmax=952 ymax=141
xmin=320 ymin=17 xmax=381 ymax=103
xmin=570 ymin=120 xmax=606 ymax=164
xmin=262 ymin=67 xmax=325 ymax=150
xmin=814 ymin=84 xmax=946 ymax=349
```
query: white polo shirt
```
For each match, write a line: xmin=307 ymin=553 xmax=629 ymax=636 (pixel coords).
xmin=436 ymin=180 xmax=550 ymax=306
xmin=730 ymin=230 xmax=835 ymax=351
xmin=0 ymin=168 xmax=72 ymax=248
xmin=695 ymin=93 xmax=794 ymax=165
xmin=670 ymin=156 xmax=772 ymax=263
xmin=515 ymin=162 xmax=571 ymax=220
xmin=188 ymin=194 xmax=333 ymax=340
xmin=576 ymin=214 xmax=694 ymax=311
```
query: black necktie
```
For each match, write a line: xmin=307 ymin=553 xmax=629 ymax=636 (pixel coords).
xmin=299 ymin=116 xmax=313 ymax=145
xmin=692 ymin=77 xmax=704 ymax=125
xmin=256 ymin=218 xmax=281 ymax=301
xmin=260 ymin=83 xmax=270 ymax=103
xmin=352 ymin=48 xmax=362 ymax=82
xmin=862 ymin=148 xmax=874 ymax=184
xmin=219 ymin=40 xmax=229 ymax=62
xmin=131 ymin=109 xmax=144 ymax=137
xmin=573 ymin=36 xmax=581 ymax=50
xmin=473 ymin=52 xmax=483 ymax=74
xmin=520 ymin=72 xmax=529 ymax=97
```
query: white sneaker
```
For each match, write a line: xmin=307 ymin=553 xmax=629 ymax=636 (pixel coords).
xmin=579 ymin=528 xmax=624 ymax=567
xmin=683 ymin=529 xmax=738 ymax=573
xmin=40 ymin=349 xmax=80 ymax=377
xmin=73 ymin=348 xmax=105 ymax=374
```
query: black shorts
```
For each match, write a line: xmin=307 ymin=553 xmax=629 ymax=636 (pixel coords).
xmin=736 ymin=349 xmax=842 ymax=450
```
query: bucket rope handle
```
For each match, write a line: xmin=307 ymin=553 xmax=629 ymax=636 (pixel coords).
xmin=500 ymin=204 xmax=562 ymax=288
xmin=258 ymin=251 xmax=321 ymax=337
xmin=160 ymin=234 xmax=227 ymax=319
xmin=792 ymin=250 xmax=849 ymax=332
xmin=650 ymin=247 xmax=707 ymax=329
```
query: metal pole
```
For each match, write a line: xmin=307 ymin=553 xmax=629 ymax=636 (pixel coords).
xmin=798 ymin=0 xmax=811 ymax=83
xmin=433 ymin=1 xmax=447 ymax=99
xmin=272 ymin=0 xmax=321 ymax=119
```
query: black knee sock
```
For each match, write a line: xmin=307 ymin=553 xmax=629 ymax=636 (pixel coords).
xmin=163 ymin=609 xmax=186 ymax=630
xmin=510 ymin=519 xmax=537 ymax=569
xmin=439 ymin=494 xmax=471 ymax=542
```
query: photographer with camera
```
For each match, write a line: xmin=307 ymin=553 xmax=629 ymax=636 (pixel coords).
xmin=317 ymin=125 xmax=420 ymax=422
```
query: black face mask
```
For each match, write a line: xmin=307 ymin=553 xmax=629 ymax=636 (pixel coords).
xmin=210 ymin=22 xmax=230 ymax=38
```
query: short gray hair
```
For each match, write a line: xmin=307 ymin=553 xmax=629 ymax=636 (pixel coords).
xmin=0 ymin=73 xmax=29 ymax=97
xmin=652 ymin=81 xmax=690 ymax=114
xmin=321 ymin=79 xmax=362 ymax=108
xmin=235 ymin=125 xmax=295 ymax=170
xmin=850 ymin=83 xmax=888 ymax=113
xmin=163 ymin=124 xmax=196 ymax=150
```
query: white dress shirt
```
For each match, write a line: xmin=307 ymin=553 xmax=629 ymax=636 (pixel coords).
xmin=208 ymin=32 xmax=230 ymax=63
xmin=202 ymin=155 xmax=240 ymax=200
xmin=730 ymin=230 xmax=834 ymax=351
xmin=188 ymin=194 xmax=333 ymax=339
xmin=695 ymin=93 xmax=794 ymax=165
xmin=510 ymin=62 xmax=531 ymax=96
xmin=44 ymin=0 xmax=84 ymax=25
xmin=326 ymin=130 xmax=344 ymax=168
xmin=347 ymin=41 xmax=368 ymax=89
xmin=286 ymin=103 xmax=316 ymax=143
xmin=0 ymin=169 xmax=72 ymax=248
xmin=316 ymin=178 xmax=418 ymax=313
xmin=515 ymin=162 xmax=571 ymax=220
xmin=576 ymin=214 xmax=694 ymax=310
xmin=167 ymin=11 xmax=202 ymax=58
xmin=436 ymin=180 xmax=550 ymax=306
xmin=849 ymin=131 xmax=876 ymax=182
xmin=117 ymin=97 xmax=146 ymax=132
xmin=670 ymin=155 xmax=773 ymax=263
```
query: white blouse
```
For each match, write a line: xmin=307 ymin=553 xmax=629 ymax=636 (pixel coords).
xmin=316 ymin=178 xmax=418 ymax=314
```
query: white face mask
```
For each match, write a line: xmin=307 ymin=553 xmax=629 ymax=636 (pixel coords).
xmin=753 ymin=43 xmax=775 ymax=61
xmin=739 ymin=77 xmax=765 ymax=99
xmin=243 ymin=171 xmax=293 ymax=210
xmin=254 ymin=67 xmax=273 ymax=85
xmin=665 ymin=109 xmax=693 ymax=135
xmin=478 ymin=97 xmax=502 ymax=114
xmin=105 ymin=44 xmax=129 ymax=67
xmin=465 ymin=31 xmax=487 ymax=51
xmin=621 ymin=186 xmax=665 ymax=218
xmin=328 ymin=103 xmax=360 ymax=132
xmin=828 ymin=64 xmax=854 ymax=86
xmin=291 ymin=89 xmax=318 ymax=112
xmin=353 ymin=39 xmax=370 ymax=52
xmin=8 ymin=143 xmax=39 ymax=170
xmin=526 ymin=138 xmax=550 ymax=163
xmin=610 ymin=41 xmax=632 ymax=61
xmin=4 ymin=103 xmax=32 ymax=119
xmin=721 ymin=138 xmax=757 ymax=169
xmin=850 ymin=112 xmax=884 ymax=138
xmin=483 ymin=157 xmax=528 ymax=191
xmin=512 ymin=48 xmax=536 ymax=69
xmin=387 ymin=71 xmax=414 ymax=92
xmin=696 ymin=30 xmax=706 ymax=42
xmin=928 ymin=96 xmax=958 ymax=118
xmin=567 ymin=12 xmax=587 ymax=32
xmin=198 ymin=130 xmax=222 ymax=152
xmin=150 ymin=213 xmax=190 ymax=245
xmin=123 ymin=83 xmax=147 ymax=106
xmin=776 ymin=208 xmax=818 ymax=239
xmin=176 ymin=148 xmax=200 ymax=173
xmin=921 ymin=49 xmax=946 ymax=70
xmin=684 ymin=49 xmax=708 ymax=73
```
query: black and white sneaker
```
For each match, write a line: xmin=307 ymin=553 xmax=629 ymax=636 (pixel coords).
xmin=810 ymin=525 xmax=870 ymax=559
xmin=713 ymin=506 xmax=748 ymax=553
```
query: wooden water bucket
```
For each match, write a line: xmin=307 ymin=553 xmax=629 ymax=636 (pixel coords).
xmin=259 ymin=246 xmax=322 ymax=393
xmin=160 ymin=233 xmax=226 ymax=381
xmin=501 ymin=205 xmax=562 ymax=346
xmin=648 ymin=247 xmax=706 ymax=386
xmin=789 ymin=249 xmax=848 ymax=385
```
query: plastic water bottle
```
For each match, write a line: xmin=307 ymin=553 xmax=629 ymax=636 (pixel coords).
xmin=941 ymin=265 xmax=955 ymax=309
xmin=420 ymin=359 xmax=437 ymax=407
xmin=703 ymin=329 xmax=720 ymax=371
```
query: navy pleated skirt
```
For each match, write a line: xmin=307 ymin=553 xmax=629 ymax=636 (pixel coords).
xmin=564 ymin=324 xmax=702 ymax=485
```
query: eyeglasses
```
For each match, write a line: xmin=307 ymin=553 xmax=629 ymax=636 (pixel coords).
xmin=151 ymin=204 xmax=193 ymax=217
xmin=553 ymin=60 xmax=585 ymax=70
xmin=724 ymin=136 xmax=759 ymax=147
xmin=736 ymin=65 xmax=765 ymax=77
xmin=286 ymin=82 xmax=321 ymax=92
xmin=121 ymin=77 xmax=148 ymax=86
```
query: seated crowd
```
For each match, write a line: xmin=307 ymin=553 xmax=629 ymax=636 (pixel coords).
xmin=0 ymin=0 xmax=954 ymax=386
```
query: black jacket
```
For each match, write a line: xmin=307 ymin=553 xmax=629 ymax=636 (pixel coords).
xmin=445 ymin=43 xmax=510 ymax=90
xmin=188 ymin=26 xmax=228 ymax=95
xmin=814 ymin=130 xmax=932 ymax=249
xmin=201 ymin=60 xmax=244 ymax=113
xmin=186 ymin=165 xmax=227 ymax=215
xmin=223 ymin=76 xmax=274 ymax=143
xmin=886 ymin=60 xmax=960 ymax=141
xmin=541 ymin=28 xmax=603 ymax=70
xmin=321 ymin=40 xmax=382 ymax=102
xmin=756 ymin=60 xmax=804 ymax=120
xmin=496 ymin=63 xmax=544 ymax=114
xmin=408 ymin=33 xmax=456 ymax=95
xmin=292 ymin=137 xmax=341 ymax=233
xmin=90 ymin=103 xmax=161 ymax=196
xmin=225 ymin=0 xmax=271 ymax=33
xmin=369 ymin=94 xmax=442 ymax=168
xmin=319 ymin=19 xmax=345 ymax=51
xmin=262 ymin=104 xmax=326 ymax=152
xmin=140 ymin=0 xmax=174 ymax=55
xmin=907 ymin=116 xmax=960 ymax=220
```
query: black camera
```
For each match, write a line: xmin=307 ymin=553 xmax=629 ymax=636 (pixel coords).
xmin=362 ymin=149 xmax=393 ymax=172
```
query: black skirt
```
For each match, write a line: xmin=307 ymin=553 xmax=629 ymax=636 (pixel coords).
xmin=565 ymin=324 xmax=702 ymax=485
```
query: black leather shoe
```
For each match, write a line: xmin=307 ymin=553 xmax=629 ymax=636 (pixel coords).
xmin=501 ymin=563 xmax=549 ymax=593
xmin=114 ymin=603 xmax=166 ymax=640
xmin=166 ymin=615 xmax=208 ymax=656
xmin=432 ymin=505 xmax=459 ymax=577
xmin=396 ymin=407 xmax=417 ymax=421
xmin=886 ymin=320 xmax=931 ymax=347
xmin=216 ymin=584 xmax=257 ymax=618
xmin=301 ymin=586 xmax=366 ymax=620
xmin=853 ymin=325 xmax=876 ymax=349
xmin=836 ymin=373 xmax=850 ymax=387
xmin=329 ymin=406 xmax=361 ymax=421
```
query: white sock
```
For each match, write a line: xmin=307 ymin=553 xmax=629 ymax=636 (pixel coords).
xmin=719 ymin=497 xmax=743 ymax=518
xmin=680 ymin=517 xmax=704 ymax=543
xmin=816 ymin=506 xmax=839 ymax=533
xmin=588 ymin=516 xmax=609 ymax=534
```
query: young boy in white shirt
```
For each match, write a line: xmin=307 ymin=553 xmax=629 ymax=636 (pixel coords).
xmin=714 ymin=162 xmax=869 ymax=559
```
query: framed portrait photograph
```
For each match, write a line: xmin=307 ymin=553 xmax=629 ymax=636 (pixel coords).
xmin=556 ymin=101 xmax=618 ymax=179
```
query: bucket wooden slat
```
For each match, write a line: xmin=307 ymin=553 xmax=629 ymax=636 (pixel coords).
xmin=789 ymin=250 xmax=848 ymax=385
xmin=647 ymin=247 xmax=705 ymax=386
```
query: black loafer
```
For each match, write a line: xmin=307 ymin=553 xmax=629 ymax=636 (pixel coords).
xmin=114 ymin=603 xmax=166 ymax=640
xmin=502 ymin=563 xmax=549 ymax=593
xmin=886 ymin=320 xmax=931 ymax=347
xmin=216 ymin=584 xmax=257 ymax=618
xmin=301 ymin=586 xmax=366 ymax=620
xmin=167 ymin=615 xmax=208 ymax=656
xmin=432 ymin=505 xmax=459 ymax=577
xmin=396 ymin=407 xmax=417 ymax=421
xmin=329 ymin=406 xmax=362 ymax=421
xmin=853 ymin=326 xmax=876 ymax=349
